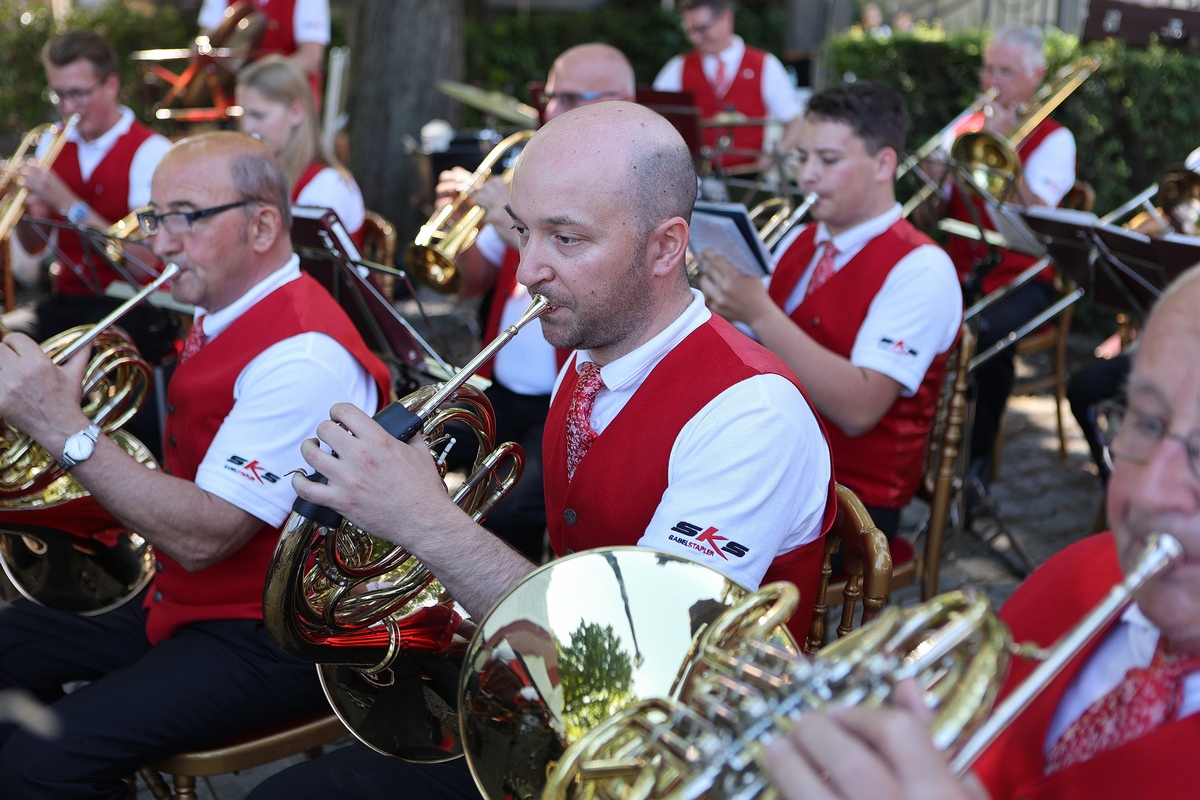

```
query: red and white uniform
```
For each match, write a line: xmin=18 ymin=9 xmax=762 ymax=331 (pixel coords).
xmin=654 ymin=36 xmax=801 ymax=169
xmin=543 ymin=291 xmax=835 ymax=638
xmin=770 ymin=206 xmax=961 ymax=509
xmin=943 ymin=113 xmax=1076 ymax=293
xmin=36 ymin=107 xmax=171 ymax=294
xmin=199 ymin=0 xmax=330 ymax=56
xmin=974 ymin=533 xmax=1200 ymax=799
xmin=292 ymin=160 xmax=365 ymax=243
xmin=150 ymin=256 xmax=389 ymax=644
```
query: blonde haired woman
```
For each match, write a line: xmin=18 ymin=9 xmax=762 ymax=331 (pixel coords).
xmin=236 ymin=55 xmax=365 ymax=241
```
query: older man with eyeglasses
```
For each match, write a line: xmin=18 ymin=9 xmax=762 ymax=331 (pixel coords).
xmin=0 ymin=131 xmax=392 ymax=800
xmin=764 ymin=264 xmax=1200 ymax=799
xmin=653 ymin=0 xmax=804 ymax=170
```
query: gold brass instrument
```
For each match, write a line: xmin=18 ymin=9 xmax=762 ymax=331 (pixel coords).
xmin=405 ymin=129 xmax=535 ymax=294
xmin=901 ymin=57 xmax=1099 ymax=217
xmin=0 ymin=114 xmax=80 ymax=245
xmin=460 ymin=533 xmax=1180 ymax=800
xmin=263 ymin=294 xmax=550 ymax=762
xmin=0 ymin=263 xmax=179 ymax=614
xmin=0 ymin=263 xmax=178 ymax=499
xmin=1102 ymin=164 xmax=1200 ymax=237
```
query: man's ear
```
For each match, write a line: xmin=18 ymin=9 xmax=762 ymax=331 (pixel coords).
xmin=248 ymin=204 xmax=283 ymax=253
xmin=648 ymin=217 xmax=691 ymax=278
xmin=876 ymin=146 xmax=898 ymax=183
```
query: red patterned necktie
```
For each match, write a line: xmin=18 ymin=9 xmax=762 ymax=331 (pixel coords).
xmin=1045 ymin=639 xmax=1200 ymax=774
xmin=713 ymin=59 xmax=727 ymax=95
xmin=805 ymin=241 xmax=838 ymax=298
xmin=565 ymin=361 xmax=605 ymax=482
xmin=179 ymin=314 xmax=207 ymax=365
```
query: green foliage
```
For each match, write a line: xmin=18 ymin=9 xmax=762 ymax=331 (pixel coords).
xmin=555 ymin=620 xmax=635 ymax=741
xmin=0 ymin=0 xmax=193 ymax=138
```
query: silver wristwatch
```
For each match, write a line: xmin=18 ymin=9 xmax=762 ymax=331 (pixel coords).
xmin=59 ymin=424 xmax=102 ymax=470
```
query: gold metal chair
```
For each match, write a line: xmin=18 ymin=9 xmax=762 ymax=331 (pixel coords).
xmin=805 ymin=484 xmax=892 ymax=654
xmin=893 ymin=323 xmax=976 ymax=601
xmin=138 ymin=710 xmax=347 ymax=800
xmin=360 ymin=210 xmax=398 ymax=300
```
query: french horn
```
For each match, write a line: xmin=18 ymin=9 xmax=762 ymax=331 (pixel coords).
xmin=0 ymin=263 xmax=179 ymax=613
xmin=263 ymin=294 xmax=550 ymax=761
xmin=459 ymin=533 xmax=1180 ymax=800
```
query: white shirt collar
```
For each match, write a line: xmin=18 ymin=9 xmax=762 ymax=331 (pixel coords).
xmin=814 ymin=202 xmax=902 ymax=261
xmin=575 ymin=289 xmax=710 ymax=391
xmin=69 ymin=105 xmax=135 ymax=149
xmin=194 ymin=254 xmax=302 ymax=340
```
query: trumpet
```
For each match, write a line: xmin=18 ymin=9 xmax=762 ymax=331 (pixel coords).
xmin=263 ymin=294 xmax=550 ymax=761
xmin=459 ymin=533 xmax=1180 ymax=799
xmin=406 ymin=130 xmax=535 ymax=294
xmin=0 ymin=114 xmax=80 ymax=245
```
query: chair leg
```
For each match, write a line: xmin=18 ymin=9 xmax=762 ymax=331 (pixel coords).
xmin=173 ymin=775 xmax=198 ymax=800
xmin=138 ymin=767 xmax=173 ymax=800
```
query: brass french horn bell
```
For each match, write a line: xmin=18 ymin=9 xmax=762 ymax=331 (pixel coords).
xmin=461 ymin=533 xmax=1181 ymax=800
xmin=263 ymin=295 xmax=550 ymax=762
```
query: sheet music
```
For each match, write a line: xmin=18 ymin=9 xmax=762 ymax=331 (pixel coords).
xmin=990 ymin=202 xmax=1049 ymax=257
xmin=689 ymin=202 xmax=773 ymax=277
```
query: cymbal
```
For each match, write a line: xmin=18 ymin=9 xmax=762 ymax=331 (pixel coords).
xmin=436 ymin=81 xmax=539 ymax=127
xmin=702 ymin=111 xmax=772 ymax=128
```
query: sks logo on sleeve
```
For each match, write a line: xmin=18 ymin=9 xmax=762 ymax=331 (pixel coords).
xmin=878 ymin=337 xmax=918 ymax=359
xmin=224 ymin=455 xmax=281 ymax=485
xmin=668 ymin=521 xmax=749 ymax=560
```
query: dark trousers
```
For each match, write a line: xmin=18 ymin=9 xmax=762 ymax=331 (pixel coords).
xmin=478 ymin=382 xmax=550 ymax=562
xmin=968 ymin=279 xmax=1059 ymax=473
xmin=245 ymin=742 xmax=479 ymax=799
xmin=1067 ymin=353 xmax=1131 ymax=483
xmin=0 ymin=590 xmax=326 ymax=799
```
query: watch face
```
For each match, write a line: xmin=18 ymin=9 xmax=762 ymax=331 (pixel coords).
xmin=64 ymin=432 xmax=95 ymax=461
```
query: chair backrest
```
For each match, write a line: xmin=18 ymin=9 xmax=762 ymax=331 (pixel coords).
xmin=918 ymin=322 xmax=976 ymax=600
xmin=360 ymin=209 xmax=399 ymax=299
xmin=804 ymin=484 xmax=892 ymax=654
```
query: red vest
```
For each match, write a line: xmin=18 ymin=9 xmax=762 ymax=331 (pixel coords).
xmin=682 ymin=47 xmax=768 ymax=169
xmin=226 ymin=0 xmax=322 ymax=105
xmin=770 ymin=221 xmax=952 ymax=509
xmin=974 ymin=533 xmax=1200 ymax=799
xmin=476 ymin=247 xmax=569 ymax=382
xmin=149 ymin=273 xmax=390 ymax=644
xmin=945 ymin=115 xmax=1063 ymax=294
xmin=51 ymin=120 xmax=156 ymax=295
xmin=543 ymin=314 xmax=836 ymax=639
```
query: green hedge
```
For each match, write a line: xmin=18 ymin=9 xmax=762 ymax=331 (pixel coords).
xmin=0 ymin=1 xmax=194 ymax=136
xmin=827 ymin=25 xmax=1200 ymax=218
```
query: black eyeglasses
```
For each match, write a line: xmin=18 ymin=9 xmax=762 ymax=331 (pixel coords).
xmin=1094 ymin=400 xmax=1200 ymax=480
xmin=137 ymin=201 xmax=259 ymax=236
xmin=682 ymin=16 xmax=720 ymax=36
xmin=42 ymin=79 xmax=104 ymax=107
xmin=542 ymin=90 xmax=624 ymax=110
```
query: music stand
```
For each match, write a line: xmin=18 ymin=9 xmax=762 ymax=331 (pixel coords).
xmin=1150 ymin=231 xmax=1200 ymax=284
xmin=1090 ymin=224 xmax=1169 ymax=320
xmin=290 ymin=206 xmax=447 ymax=384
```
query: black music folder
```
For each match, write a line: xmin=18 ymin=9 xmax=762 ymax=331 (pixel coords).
xmin=690 ymin=202 xmax=773 ymax=277
xmin=1020 ymin=206 xmax=1100 ymax=291
xmin=1090 ymin=224 xmax=1169 ymax=317
xmin=1150 ymin=232 xmax=1200 ymax=284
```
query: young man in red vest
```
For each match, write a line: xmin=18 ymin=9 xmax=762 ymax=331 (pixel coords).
xmin=939 ymin=25 xmax=1077 ymax=499
xmin=430 ymin=43 xmax=637 ymax=561
xmin=0 ymin=132 xmax=391 ymax=799
xmin=653 ymin=0 xmax=804 ymax=170
xmin=764 ymin=265 xmax=1200 ymax=800
xmin=16 ymin=31 xmax=173 ymax=345
xmin=250 ymin=100 xmax=836 ymax=800
xmin=699 ymin=82 xmax=962 ymax=542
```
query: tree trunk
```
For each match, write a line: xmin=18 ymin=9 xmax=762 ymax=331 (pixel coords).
xmin=347 ymin=0 xmax=463 ymax=240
